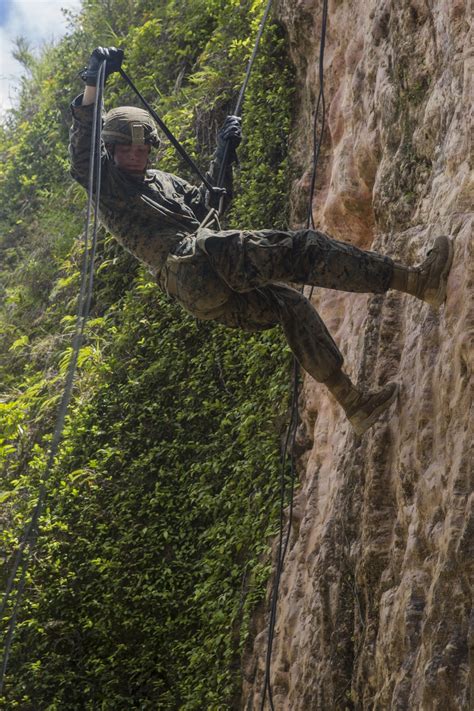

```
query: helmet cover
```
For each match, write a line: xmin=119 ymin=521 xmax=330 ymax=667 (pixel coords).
xmin=103 ymin=106 xmax=161 ymax=147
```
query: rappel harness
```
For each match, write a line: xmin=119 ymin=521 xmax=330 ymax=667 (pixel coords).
xmin=0 ymin=0 xmax=329 ymax=706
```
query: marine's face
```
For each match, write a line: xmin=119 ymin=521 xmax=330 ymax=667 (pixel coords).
xmin=111 ymin=143 xmax=151 ymax=174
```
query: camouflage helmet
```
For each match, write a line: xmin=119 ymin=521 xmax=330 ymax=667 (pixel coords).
xmin=103 ymin=106 xmax=161 ymax=148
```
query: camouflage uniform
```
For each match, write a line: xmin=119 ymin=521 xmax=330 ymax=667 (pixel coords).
xmin=69 ymin=95 xmax=394 ymax=383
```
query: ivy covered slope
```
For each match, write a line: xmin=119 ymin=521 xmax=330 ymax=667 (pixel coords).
xmin=0 ymin=1 xmax=294 ymax=708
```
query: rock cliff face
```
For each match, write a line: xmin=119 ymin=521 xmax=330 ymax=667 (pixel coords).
xmin=242 ymin=1 xmax=472 ymax=708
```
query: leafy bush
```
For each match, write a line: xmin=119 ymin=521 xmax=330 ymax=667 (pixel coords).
xmin=0 ymin=0 xmax=294 ymax=707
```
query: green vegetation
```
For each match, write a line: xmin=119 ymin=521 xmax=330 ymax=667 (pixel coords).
xmin=0 ymin=0 xmax=294 ymax=707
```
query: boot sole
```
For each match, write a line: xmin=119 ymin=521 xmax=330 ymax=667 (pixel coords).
xmin=350 ymin=383 xmax=399 ymax=435
xmin=424 ymin=236 xmax=454 ymax=309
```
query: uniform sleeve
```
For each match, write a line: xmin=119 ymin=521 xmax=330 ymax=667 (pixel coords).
xmin=68 ymin=93 xmax=104 ymax=189
xmin=69 ymin=94 xmax=135 ymax=202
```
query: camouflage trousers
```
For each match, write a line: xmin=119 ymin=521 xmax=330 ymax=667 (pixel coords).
xmin=158 ymin=228 xmax=394 ymax=382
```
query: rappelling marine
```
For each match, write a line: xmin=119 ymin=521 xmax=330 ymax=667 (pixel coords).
xmin=69 ymin=47 xmax=454 ymax=434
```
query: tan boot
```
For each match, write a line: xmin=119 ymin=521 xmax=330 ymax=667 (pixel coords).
xmin=325 ymin=370 xmax=399 ymax=435
xmin=391 ymin=235 xmax=453 ymax=309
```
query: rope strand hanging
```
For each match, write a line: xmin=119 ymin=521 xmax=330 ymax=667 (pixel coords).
xmin=259 ymin=0 xmax=329 ymax=707
xmin=1 ymin=0 xmax=326 ymax=701
xmin=0 ymin=59 xmax=107 ymax=697
xmin=0 ymin=0 xmax=276 ymax=694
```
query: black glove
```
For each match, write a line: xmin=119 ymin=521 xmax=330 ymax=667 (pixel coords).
xmin=206 ymin=186 xmax=227 ymax=210
xmin=80 ymin=47 xmax=124 ymax=86
xmin=216 ymin=115 xmax=242 ymax=164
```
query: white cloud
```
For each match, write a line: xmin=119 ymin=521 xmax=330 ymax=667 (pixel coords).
xmin=0 ymin=0 xmax=81 ymax=117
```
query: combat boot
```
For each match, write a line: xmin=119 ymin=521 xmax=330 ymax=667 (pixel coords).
xmin=324 ymin=370 xmax=399 ymax=435
xmin=391 ymin=235 xmax=453 ymax=309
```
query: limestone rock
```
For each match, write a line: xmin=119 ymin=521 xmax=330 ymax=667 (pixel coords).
xmin=242 ymin=0 xmax=472 ymax=708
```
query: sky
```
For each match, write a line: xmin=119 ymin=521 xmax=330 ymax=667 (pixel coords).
xmin=0 ymin=0 xmax=81 ymax=116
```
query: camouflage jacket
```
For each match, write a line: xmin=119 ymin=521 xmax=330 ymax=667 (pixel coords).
xmin=69 ymin=94 xmax=234 ymax=275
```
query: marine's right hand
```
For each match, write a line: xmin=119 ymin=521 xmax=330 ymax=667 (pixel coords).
xmin=81 ymin=47 xmax=124 ymax=86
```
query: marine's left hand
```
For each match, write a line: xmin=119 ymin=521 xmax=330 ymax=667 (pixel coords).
xmin=216 ymin=115 xmax=242 ymax=164
xmin=220 ymin=115 xmax=242 ymax=148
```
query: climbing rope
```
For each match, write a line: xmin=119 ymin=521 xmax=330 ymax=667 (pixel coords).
xmin=216 ymin=0 xmax=274 ymax=188
xmin=260 ymin=0 xmax=329 ymax=707
xmin=118 ymin=67 xmax=217 ymax=194
xmin=306 ymin=0 xmax=329 ymax=231
xmin=1 ymin=0 xmax=326 ymax=698
xmin=0 ymin=60 xmax=107 ymax=696
xmin=118 ymin=0 xmax=274 ymax=226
